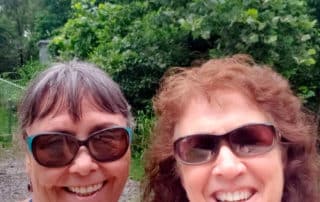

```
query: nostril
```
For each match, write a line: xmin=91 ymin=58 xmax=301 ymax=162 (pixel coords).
xmin=211 ymin=145 xmax=245 ymax=178
xmin=68 ymin=149 xmax=99 ymax=176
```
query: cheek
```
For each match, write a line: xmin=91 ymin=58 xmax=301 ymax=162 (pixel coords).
xmin=258 ymin=149 xmax=284 ymax=181
xmin=100 ymin=151 xmax=131 ymax=199
xmin=269 ymin=151 xmax=285 ymax=197
xmin=29 ymin=162 xmax=65 ymax=185
xmin=104 ymin=150 xmax=131 ymax=181
xmin=177 ymin=164 xmax=210 ymax=201
xmin=248 ymin=149 xmax=285 ymax=200
xmin=28 ymin=160 xmax=66 ymax=201
xmin=117 ymin=152 xmax=130 ymax=179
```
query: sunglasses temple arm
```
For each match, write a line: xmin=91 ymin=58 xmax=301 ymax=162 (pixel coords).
xmin=127 ymin=127 xmax=133 ymax=143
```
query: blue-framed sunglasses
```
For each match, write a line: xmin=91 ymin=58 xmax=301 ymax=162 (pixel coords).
xmin=26 ymin=126 xmax=133 ymax=168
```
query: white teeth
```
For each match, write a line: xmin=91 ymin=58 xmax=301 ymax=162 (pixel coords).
xmin=215 ymin=190 xmax=252 ymax=202
xmin=68 ymin=182 xmax=103 ymax=196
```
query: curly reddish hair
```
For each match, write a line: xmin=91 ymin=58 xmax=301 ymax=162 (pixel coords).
xmin=142 ymin=54 xmax=320 ymax=202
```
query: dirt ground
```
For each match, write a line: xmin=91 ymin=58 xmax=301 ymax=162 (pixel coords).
xmin=0 ymin=147 xmax=140 ymax=202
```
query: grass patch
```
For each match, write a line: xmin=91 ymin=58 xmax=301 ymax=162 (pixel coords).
xmin=0 ymin=106 xmax=14 ymax=147
xmin=0 ymin=135 xmax=12 ymax=147
xmin=0 ymin=106 xmax=17 ymax=134
xmin=0 ymin=106 xmax=9 ymax=134
xmin=130 ymin=154 xmax=144 ymax=181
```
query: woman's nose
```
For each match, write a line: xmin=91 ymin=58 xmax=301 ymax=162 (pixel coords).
xmin=211 ymin=143 xmax=246 ymax=180
xmin=68 ymin=146 xmax=99 ymax=176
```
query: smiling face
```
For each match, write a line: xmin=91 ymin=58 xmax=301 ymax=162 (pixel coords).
xmin=25 ymin=99 xmax=130 ymax=202
xmin=173 ymin=91 xmax=284 ymax=202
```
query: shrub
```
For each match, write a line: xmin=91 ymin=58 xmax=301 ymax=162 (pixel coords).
xmin=131 ymin=108 xmax=154 ymax=158
xmin=50 ymin=0 xmax=320 ymax=112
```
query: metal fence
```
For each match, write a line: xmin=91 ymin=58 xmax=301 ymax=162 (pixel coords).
xmin=0 ymin=78 xmax=24 ymax=146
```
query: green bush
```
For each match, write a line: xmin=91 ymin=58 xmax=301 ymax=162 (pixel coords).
xmin=2 ymin=60 xmax=47 ymax=86
xmin=129 ymin=109 xmax=154 ymax=180
xmin=308 ymin=0 xmax=320 ymax=23
xmin=131 ymin=108 xmax=154 ymax=158
xmin=0 ymin=60 xmax=45 ymax=145
xmin=50 ymin=0 xmax=320 ymax=112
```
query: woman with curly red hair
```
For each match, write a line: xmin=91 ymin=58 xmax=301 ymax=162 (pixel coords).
xmin=143 ymin=54 xmax=320 ymax=202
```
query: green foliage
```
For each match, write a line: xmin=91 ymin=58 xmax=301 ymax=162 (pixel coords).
xmin=129 ymin=109 xmax=154 ymax=180
xmin=0 ymin=86 xmax=19 ymax=145
xmin=0 ymin=0 xmax=35 ymax=69
xmin=131 ymin=109 xmax=154 ymax=157
xmin=50 ymin=0 xmax=191 ymax=109
xmin=307 ymin=0 xmax=320 ymax=23
xmin=0 ymin=60 xmax=43 ymax=143
xmin=179 ymin=0 xmax=320 ymax=110
xmin=33 ymin=0 xmax=71 ymax=40
xmin=50 ymin=0 xmax=320 ymax=112
xmin=0 ymin=106 xmax=11 ymax=135
xmin=0 ymin=17 xmax=18 ymax=72
xmin=130 ymin=155 xmax=144 ymax=181
xmin=0 ymin=0 xmax=71 ymax=74
xmin=2 ymin=60 xmax=47 ymax=86
xmin=14 ymin=60 xmax=47 ymax=86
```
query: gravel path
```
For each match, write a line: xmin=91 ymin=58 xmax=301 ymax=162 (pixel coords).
xmin=0 ymin=147 xmax=140 ymax=202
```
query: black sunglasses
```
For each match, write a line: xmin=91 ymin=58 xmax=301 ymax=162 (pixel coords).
xmin=173 ymin=123 xmax=278 ymax=165
xmin=26 ymin=126 xmax=132 ymax=168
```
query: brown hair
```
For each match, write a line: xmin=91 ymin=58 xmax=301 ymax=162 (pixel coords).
xmin=18 ymin=61 xmax=134 ymax=140
xmin=143 ymin=54 xmax=320 ymax=202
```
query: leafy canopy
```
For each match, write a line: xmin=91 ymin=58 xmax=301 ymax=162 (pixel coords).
xmin=50 ymin=0 xmax=320 ymax=111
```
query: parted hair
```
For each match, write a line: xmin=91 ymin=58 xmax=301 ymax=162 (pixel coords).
xmin=142 ymin=54 xmax=320 ymax=202
xmin=18 ymin=61 xmax=134 ymax=140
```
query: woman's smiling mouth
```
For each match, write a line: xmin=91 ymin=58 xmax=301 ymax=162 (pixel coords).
xmin=214 ymin=189 xmax=254 ymax=202
xmin=65 ymin=181 xmax=106 ymax=196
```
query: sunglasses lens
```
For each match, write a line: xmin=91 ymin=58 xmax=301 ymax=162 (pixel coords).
xmin=230 ymin=124 xmax=276 ymax=155
xmin=32 ymin=134 xmax=78 ymax=167
xmin=174 ymin=124 xmax=276 ymax=164
xmin=88 ymin=128 xmax=129 ymax=162
xmin=174 ymin=135 xmax=219 ymax=164
xmin=29 ymin=127 xmax=130 ymax=167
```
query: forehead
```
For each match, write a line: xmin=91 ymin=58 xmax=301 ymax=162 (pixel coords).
xmin=173 ymin=90 xmax=269 ymax=138
xmin=27 ymin=98 xmax=127 ymax=135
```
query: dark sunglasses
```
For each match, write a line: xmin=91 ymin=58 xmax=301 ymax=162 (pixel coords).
xmin=173 ymin=123 xmax=278 ymax=165
xmin=26 ymin=126 xmax=133 ymax=168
